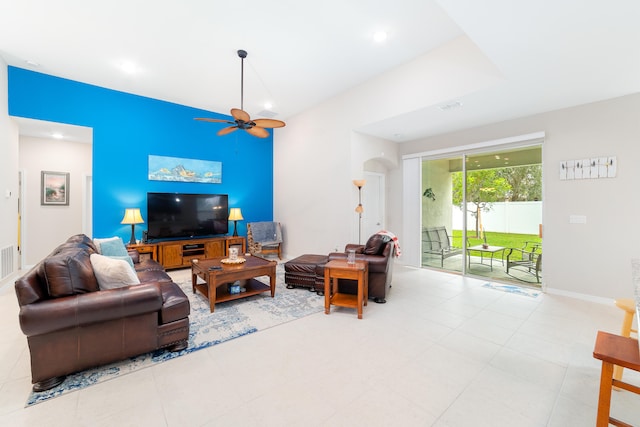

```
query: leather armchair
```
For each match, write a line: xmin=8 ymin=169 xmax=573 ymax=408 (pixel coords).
xmin=327 ymin=234 xmax=396 ymax=303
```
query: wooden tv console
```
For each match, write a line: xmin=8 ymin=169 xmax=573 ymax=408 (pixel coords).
xmin=141 ymin=236 xmax=246 ymax=269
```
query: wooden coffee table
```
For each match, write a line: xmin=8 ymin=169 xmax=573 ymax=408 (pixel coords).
xmin=191 ymin=255 xmax=277 ymax=312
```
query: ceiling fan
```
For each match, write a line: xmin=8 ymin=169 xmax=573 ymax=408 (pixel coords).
xmin=195 ymin=49 xmax=285 ymax=138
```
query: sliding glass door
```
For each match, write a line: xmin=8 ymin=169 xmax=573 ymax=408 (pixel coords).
xmin=421 ymin=145 xmax=543 ymax=286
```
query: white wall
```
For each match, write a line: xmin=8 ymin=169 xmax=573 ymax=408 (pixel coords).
xmin=276 ymin=31 xmax=640 ymax=301
xmin=422 ymin=159 xmax=454 ymax=232
xmin=398 ymin=93 xmax=640 ymax=300
xmin=0 ymin=59 xmax=19 ymax=286
xmin=19 ymin=136 xmax=92 ymax=266
xmin=275 ymin=36 xmax=487 ymax=257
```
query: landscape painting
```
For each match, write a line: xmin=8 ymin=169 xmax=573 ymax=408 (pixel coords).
xmin=148 ymin=155 xmax=222 ymax=183
xmin=41 ymin=171 xmax=69 ymax=206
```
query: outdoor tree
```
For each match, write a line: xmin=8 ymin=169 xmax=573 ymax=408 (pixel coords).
xmin=497 ymin=165 xmax=542 ymax=201
xmin=452 ymin=169 xmax=510 ymax=237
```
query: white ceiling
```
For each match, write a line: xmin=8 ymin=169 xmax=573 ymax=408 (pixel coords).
xmin=1 ymin=0 xmax=639 ymax=143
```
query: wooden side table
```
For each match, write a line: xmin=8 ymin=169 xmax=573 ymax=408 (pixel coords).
xmin=126 ymin=243 xmax=157 ymax=261
xmin=593 ymin=330 xmax=640 ymax=427
xmin=324 ymin=260 xmax=368 ymax=319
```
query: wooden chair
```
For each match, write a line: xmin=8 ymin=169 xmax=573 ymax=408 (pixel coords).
xmin=422 ymin=226 xmax=462 ymax=267
xmin=247 ymin=222 xmax=282 ymax=259
xmin=613 ymin=298 xmax=638 ymax=383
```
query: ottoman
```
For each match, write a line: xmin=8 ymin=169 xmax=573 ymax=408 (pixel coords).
xmin=284 ymin=254 xmax=328 ymax=292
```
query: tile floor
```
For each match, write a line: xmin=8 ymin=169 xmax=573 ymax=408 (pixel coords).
xmin=0 ymin=264 xmax=639 ymax=426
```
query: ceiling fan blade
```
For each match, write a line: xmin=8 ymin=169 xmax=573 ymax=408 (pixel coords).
xmin=246 ymin=126 xmax=270 ymax=138
xmin=195 ymin=117 xmax=234 ymax=124
xmin=217 ymin=126 xmax=239 ymax=136
xmin=231 ymin=108 xmax=250 ymax=122
xmin=253 ymin=118 xmax=286 ymax=129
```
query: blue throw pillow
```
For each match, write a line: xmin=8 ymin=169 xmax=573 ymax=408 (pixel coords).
xmin=98 ymin=237 xmax=129 ymax=257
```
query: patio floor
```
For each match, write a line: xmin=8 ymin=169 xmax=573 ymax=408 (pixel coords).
xmin=422 ymin=252 xmax=542 ymax=288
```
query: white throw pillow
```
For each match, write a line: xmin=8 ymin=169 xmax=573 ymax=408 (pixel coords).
xmin=90 ymin=253 xmax=140 ymax=290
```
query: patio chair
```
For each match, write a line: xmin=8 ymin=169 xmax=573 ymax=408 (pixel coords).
xmin=422 ymin=226 xmax=463 ymax=267
xmin=505 ymin=243 xmax=542 ymax=282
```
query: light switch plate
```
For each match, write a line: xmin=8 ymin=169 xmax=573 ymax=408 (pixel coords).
xmin=569 ymin=215 xmax=587 ymax=224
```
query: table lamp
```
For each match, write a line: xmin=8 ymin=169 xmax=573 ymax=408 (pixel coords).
xmin=121 ymin=208 xmax=144 ymax=245
xmin=228 ymin=208 xmax=244 ymax=237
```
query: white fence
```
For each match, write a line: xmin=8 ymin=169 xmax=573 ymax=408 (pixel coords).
xmin=452 ymin=201 xmax=542 ymax=235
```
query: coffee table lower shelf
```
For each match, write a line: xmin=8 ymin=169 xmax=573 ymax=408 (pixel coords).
xmin=194 ymin=278 xmax=270 ymax=305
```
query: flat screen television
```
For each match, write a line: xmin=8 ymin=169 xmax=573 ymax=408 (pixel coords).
xmin=147 ymin=192 xmax=228 ymax=241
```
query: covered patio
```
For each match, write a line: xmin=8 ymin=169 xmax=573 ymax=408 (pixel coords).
xmin=422 ymin=249 xmax=542 ymax=288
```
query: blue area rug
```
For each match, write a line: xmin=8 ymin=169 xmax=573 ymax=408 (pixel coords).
xmin=26 ymin=264 xmax=323 ymax=406
xmin=482 ymin=282 xmax=541 ymax=298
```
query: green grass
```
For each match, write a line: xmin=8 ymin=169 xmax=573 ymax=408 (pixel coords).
xmin=451 ymin=230 xmax=541 ymax=253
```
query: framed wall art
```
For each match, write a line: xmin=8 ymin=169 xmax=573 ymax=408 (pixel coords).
xmin=41 ymin=171 xmax=70 ymax=206
xmin=148 ymin=155 xmax=222 ymax=183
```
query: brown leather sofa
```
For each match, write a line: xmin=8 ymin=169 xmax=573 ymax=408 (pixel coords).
xmin=15 ymin=234 xmax=190 ymax=391
xmin=327 ymin=234 xmax=396 ymax=303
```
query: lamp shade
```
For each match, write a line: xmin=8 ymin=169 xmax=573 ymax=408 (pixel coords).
xmin=353 ymin=179 xmax=366 ymax=188
xmin=121 ymin=208 xmax=144 ymax=224
xmin=228 ymin=208 xmax=244 ymax=221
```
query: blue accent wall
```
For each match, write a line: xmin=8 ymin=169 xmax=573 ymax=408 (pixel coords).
xmin=8 ymin=66 xmax=273 ymax=240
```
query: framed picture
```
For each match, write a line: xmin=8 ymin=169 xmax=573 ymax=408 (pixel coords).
xmin=41 ymin=171 xmax=70 ymax=206
xmin=148 ymin=155 xmax=222 ymax=183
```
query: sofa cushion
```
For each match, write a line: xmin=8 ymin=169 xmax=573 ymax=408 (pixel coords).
xmin=66 ymin=234 xmax=99 ymax=252
xmin=90 ymin=253 xmax=141 ymax=290
xmin=158 ymin=282 xmax=191 ymax=324
xmin=95 ymin=237 xmax=129 ymax=257
xmin=52 ymin=241 xmax=97 ymax=256
xmin=363 ymin=234 xmax=389 ymax=255
xmin=43 ymin=250 xmax=100 ymax=297
xmin=135 ymin=269 xmax=173 ymax=283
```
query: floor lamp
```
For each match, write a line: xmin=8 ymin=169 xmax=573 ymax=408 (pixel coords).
xmin=353 ymin=179 xmax=366 ymax=244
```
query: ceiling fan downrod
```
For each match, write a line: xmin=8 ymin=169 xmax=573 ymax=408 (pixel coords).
xmin=238 ymin=49 xmax=247 ymax=112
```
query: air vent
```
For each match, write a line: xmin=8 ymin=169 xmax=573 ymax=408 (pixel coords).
xmin=0 ymin=245 xmax=14 ymax=280
xmin=438 ymin=101 xmax=463 ymax=112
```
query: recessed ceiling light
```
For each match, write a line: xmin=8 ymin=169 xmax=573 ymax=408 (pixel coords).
xmin=373 ymin=31 xmax=388 ymax=43
xmin=52 ymin=132 xmax=63 ymax=139
xmin=119 ymin=61 xmax=138 ymax=74
xmin=25 ymin=60 xmax=40 ymax=67
xmin=264 ymin=102 xmax=273 ymax=110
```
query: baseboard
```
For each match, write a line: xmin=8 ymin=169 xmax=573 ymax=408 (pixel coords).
xmin=544 ymin=286 xmax=614 ymax=305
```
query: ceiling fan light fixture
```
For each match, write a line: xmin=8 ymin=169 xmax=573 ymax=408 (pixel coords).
xmin=194 ymin=49 xmax=285 ymax=138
